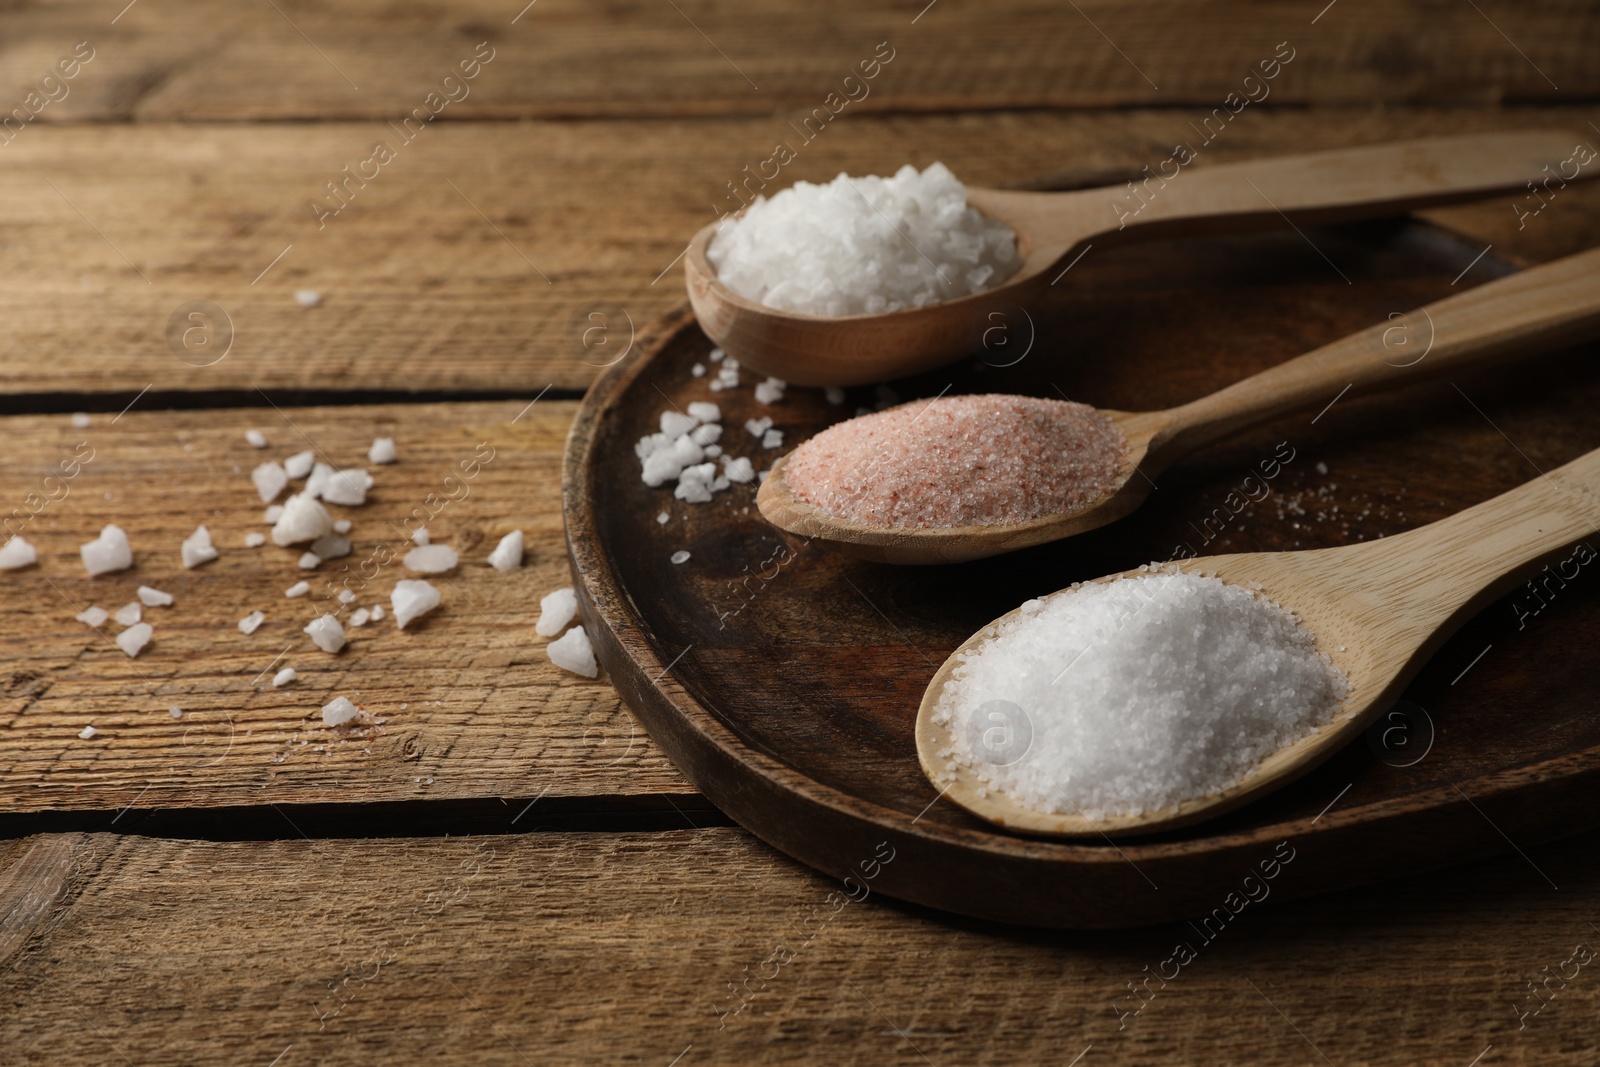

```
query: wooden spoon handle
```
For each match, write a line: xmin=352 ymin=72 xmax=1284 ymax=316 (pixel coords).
xmin=1099 ymin=130 xmax=1594 ymax=239
xmin=1153 ymin=245 xmax=1600 ymax=457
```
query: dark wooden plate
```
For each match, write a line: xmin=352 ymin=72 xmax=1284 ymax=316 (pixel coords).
xmin=564 ymin=218 xmax=1600 ymax=928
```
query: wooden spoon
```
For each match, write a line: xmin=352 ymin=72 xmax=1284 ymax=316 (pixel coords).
xmin=757 ymin=244 xmax=1600 ymax=564
xmin=917 ymin=444 xmax=1600 ymax=837
xmin=687 ymin=130 xmax=1594 ymax=386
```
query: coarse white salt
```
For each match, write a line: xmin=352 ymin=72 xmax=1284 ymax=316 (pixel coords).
xmin=370 ymin=604 xmax=384 ymax=621
xmin=690 ymin=423 xmax=722 ymax=446
xmin=412 ymin=527 xmax=430 ymax=545
xmin=305 ymin=462 xmax=334 ymax=499
xmin=295 ymin=288 xmax=322 ymax=308
xmin=238 ymin=610 xmax=265 ymax=634
xmin=722 ymin=456 xmax=755 ymax=483
xmin=181 ymin=524 xmax=219 ymax=568
xmin=71 ymin=412 xmax=91 ymax=428
xmin=75 ymin=605 xmax=109 ymax=627
xmin=536 ymin=587 xmax=577 ymax=637
xmin=547 ymin=625 xmax=598 ymax=678
xmin=113 ymin=601 xmax=141 ymax=626
xmin=0 ymin=535 xmax=37 ymax=570
xmin=169 ymin=706 xmax=183 ymax=718
xmin=298 ymin=551 xmax=322 ymax=570
xmin=137 ymin=585 xmax=173 ymax=607
xmin=403 ymin=544 xmax=458 ymax=574
xmin=320 ymin=469 xmax=374 ymax=506
xmin=687 ymin=401 xmax=721 ymax=423
xmin=116 ymin=622 xmax=152 ymax=658
xmin=304 ymin=613 xmax=346 ymax=653
xmin=932 ymin=571 xmax=1348 ymax=818
xmin=825 ymin=386 xmax=846 ymax=405
xmin=245 ymin=429 xmax=268 ymax=449
xmin=322 ymin=696 xmax=361 ymax=728
xmin=369 ymin=437 xmax=397 ymax=464
xmin=745 ymin=416 xmax=772 ymax=438
xmin=81 ymin=524 xmax=133 ymax=576
xmin=271 ymin=492 xmax=333 ymax=546
xmin=656 ymin=512 xmax=670 ymax=525
xmin=488 ymin=530 xmax=524 ymax=572
xmin=391 ymin=578 xmax=441 ymax=629
xmin=284 ymin=450 xmax=314 ymax=480
xmin=244 ymin=532 xmax=267 ymax=548
xmin=349 ymin=607 xmax=370 ymax=627
xmin=761 ymin=429 xmax=783 ymax=450
xmin=691 ymin=362 xmax=706 ymax=377
xmin=707 ymin=163 xmax=1019 ymax=316
xmin=272 ymin=667 xmax=297 ymax=687
xmin=78 ymin=725 xmax=97 ymax=739
xmin=671 ymin=550 xmax=690 ymax=564
xmin=311 ymin=534 xmax=351 ymax=560
xmin=252 ymin=461 xmax=289 ymax=503
xmin=263 ymin=504 xmax=286 ymax=524
xmin=709 ymin=348 xmax=725 ymax=362
xmin=754 ymin=377 xmax=786 ymax=405
xmin=338 ymin=589 xmax=357 ymax=605
xmin=284 ymin=580 xmax=310 ymax=598
xmin=333 ymin=519 xmax=352 ymax=535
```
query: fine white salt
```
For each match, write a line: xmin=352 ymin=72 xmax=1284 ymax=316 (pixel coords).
xmin=81 ymin=524 xmax=133 ymax=576
xmin=0 ymin=535 xmax=37 ymax=570
xmin=304 ymin=613 xmax=346 ymax=653
xmin=136 ymin=585 xmax=173 ymax=607
xmin=322 ymin=696 xmax=361 ymax=728
xmin=547 ymin=625 xmax=598 ymax=678
xmin=252 ymin=460 xmax=289 ymax=503
xmin=536 ymin=587 xmax=577 ymax=637
xmin=76 ymin=606 xmax=109 ymax=627
xmin=369 ymin=437 xmax=397 ymax=464
xmin=391 ymin=578 xmax=441 ymax=629
xmin=238 ymin=610 xmax=265 ymax=634
xmin=931 ymin=570 xmax=1349 ymax=818
xmin=271 ymin=493 xmax=333 ymax=546
xmin=272 ymin=667 xmax=297 ymax=687
xmin=707 ymin=163 xmax=1019 ymax=316
xmin=403 ymin=544 xmax=458 ymax=574
xmin=488 ymin=530 xmax=524 ymax=572
xmin=181 ymin=524 xmax=219 ymax=568
xmin=116 ymin=622 xmax=152 ymax=658
xmin=284 ymin=580 xmax=310 ymax=598
xmin=245 ymin=429 xmax=268 ymax=449
xmin=113 ymin=602 xmax=142 ymax=627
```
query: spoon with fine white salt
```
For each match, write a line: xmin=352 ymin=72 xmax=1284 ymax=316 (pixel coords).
xmin=758 ymin=243 xmax=1600 ymax=564
xmin=688 ymin=131 xmax=1595 ymax=386
xmin=917 ymin=443 xmax=1600 ymax=837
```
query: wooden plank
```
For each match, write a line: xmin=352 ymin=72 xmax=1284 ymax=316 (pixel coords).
xmin=2 ymin=827 xmax=1597 ymax=1063
xmin=1 ymin=0 xmax=1595 ymax=122
xmin=0 ymin=401 xmax=695 ymax=815
xmin=1 ymin=107 xmax=1597 ymax=399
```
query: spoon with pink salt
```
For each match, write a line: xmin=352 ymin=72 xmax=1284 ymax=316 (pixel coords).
xmin=756 ymin=245 xmax=1600 ymax=564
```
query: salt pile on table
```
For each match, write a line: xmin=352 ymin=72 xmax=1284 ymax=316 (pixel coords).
xmin=784 ymin=395 xmax=1124 ymax=528
xmin=81 ymin=524 xmax=133 ymax=575
xmin=0 ymin=535 xmax=36 ymax=570
xmin=931 ymin=570 xmax=1348 ymax=818
xmin=706 ymin=163 xmax=1018 ymax=316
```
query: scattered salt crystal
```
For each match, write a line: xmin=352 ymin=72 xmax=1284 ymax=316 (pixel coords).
xmin=547 ymin=625 xmax=598 ymax=678
xmin=311 ymin=534 xmax=351 ymax=560
xmin=271 ymin=493 xmax=333 ymax=546
xmin=244 ymin=532 xmax=266 ymax=548
xmin=170 ymin=706 xmax=183 ymax=718
xmin=691 ymin=362 xmax=706 ymax=377
xmin=662 ymin=410 xmax=697 ymax=438
xmin=322 ymin=696 xmax=361 ymax=728
xmin=369 ymin=437 xmax=397 ymax=464
xmin=412 ymin=527 xmax=430 ymax=546
xmin=708 ymin=163 xmax=1018 ymax=316
xmin=350 ymin=607 xmax=370 ymax=627
xmin=403 ymin=544 xmax=458 ymax=574
xmin=0 ymin=535 xmax=37 ymax=570
xmin=754 ymin=377 xmax=786 ymax=405
xmin=391 ymin=578 xmax=441 ymax=629
xmin=1316 ymin=461 xmax=1329 ymax=475
xmin=263 ymin=504 xmax=286 ymax=524
xmin=304 ymin=613 xmax=346 ymax=653
xmin=333 ymin=519 xmax=352 ymax=535
xmin=745 ymin=416 xmax=773 ymax=438
xmin=136 ymin=585 xmax=173 ymax=607
xmin=272 ymin=667 xmax=297 ymax=687
xmin=370 ymin=604 xmax=384 ymax=621
xmin=295 ymin=288 xmax=322 ymax=308
xmin=488 ymin=530 xmax=524 ymax=572
xmin=687 ymin=401 xmax=721 ymax=423
xmin=284 ymin=450 xmax=314 ymax=480
xmin=71 ymin=412 xmax=91 ymax=428
xmin=298 ymin=551 xmax=321 ymax=569
xmin=252 ymin=461 xmax=289 ymax=503
xmin=722 ymin=456 xmax=755 ymax=483
xmin=671 ymin=550 xmax=690 ymax=564
xmin=709 ymin=348 xmax=725 ymax=363
xmin=761 ymin=429 xmax=783 ymax=449
xmin=656 ymin=512 xmax=669 ymax=525
xmin=825 ymin=386 xmax=846 ymax=405
xmin=536 ymin=587 xmax=578 ymax=637
xmin=674 ymin=462 xmax=718 ymax=503
xmin=320 ymin=468 xmax=374 ymax=506
xmin=933 ymin=571 xmax=1348 ymax=818
xmin=245 ymin=429 xmax=268 ymax=449
xmin=285 ymin=580 xmax=310 ymax=598
xmin=785 ymin=395 xmax=1125 ymax=528
xmin=116 ymin=622 xmax=152 ymax=657
xmin=238 ymin=610 xmax=265 ymax=634
xmin=114 ymin=601 xmax=142 ymax=627
xmin=304 ymin=462 xmax=334 ymax=499
xmin=338 ymin=589 xmax=357 ymax=605
xmin=181 ymin=524 xmax=219 ymax=568
xmin=78 ymin=725 xmax=97 ymax=739
xmin=81 ymin=524 xmax=133 ymax=576
xmin=689 ymin=423 xmax=722 ymax=446
xmin=76 ymin=606 xmax=109 ymax=627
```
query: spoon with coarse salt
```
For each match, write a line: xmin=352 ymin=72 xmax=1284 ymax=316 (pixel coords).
xmin=757 ymin=243 xmax=1600 ymax=564
xmin=917 ymin=442 xmax=1600 ymax=837
xmin=687 ymin=131 xmax=1596 ymax=386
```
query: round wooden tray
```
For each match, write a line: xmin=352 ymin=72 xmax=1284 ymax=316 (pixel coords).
xmin=564 ymin=218 xmax=1600 ymax=928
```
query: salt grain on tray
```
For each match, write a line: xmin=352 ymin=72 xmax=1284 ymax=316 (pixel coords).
xmin=304 ymin=613 xmax=346 ymax=653
xmin=238 ymin=610 xmax=265 ymax=634
xmin=116 ymin=622 xmax=152 ymax=658
xmin=488 ymin=530 xmax=524 ymax=572
xmin=81 ymin=524 xmax=133 ymax=576
xmin=322 ymin=696 xmax=361 ymax=727
xmin=932 ymin=570 xmax=1348 ymax=818
xmin=0 ymin=535 xmax=37 ymax=570
xmin=181 ymin=524 xmax=219 ymax=568
xmin=547 ymin=625 xmax=598 ymax=678
xmin=706 ymin=163 xmax=1018 ymax=316
xmin=784 ymin=395 xmax=1125 ymax=528
xmin=403 ymin=544 xmax=458 ymax=574
xmin=391 ymin=578 xmax=441 ymax=629
xmin=536 ymin=587 xmax=577 ymax=637
xmin=137 ymin=585 xmax=173 ymax=607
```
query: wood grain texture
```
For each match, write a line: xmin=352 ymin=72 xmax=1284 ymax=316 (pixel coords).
xmin=1 ymin=109 xmax=1597 ymax=398
xmin=2 ymin=827 xmax=1599 ymax=1065
xmin=2 ymin=0 xmax=1596 ymax=122
xmin=0 ymin=401 xmax=693 ymax=816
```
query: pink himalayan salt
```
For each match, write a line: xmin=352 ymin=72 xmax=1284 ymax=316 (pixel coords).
xmin=784 ymin=394 xmax=1125 ymax=528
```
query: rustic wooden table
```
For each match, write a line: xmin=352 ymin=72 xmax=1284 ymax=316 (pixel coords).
xmin=2 ymin=2 xmax=1599 ymax=1063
